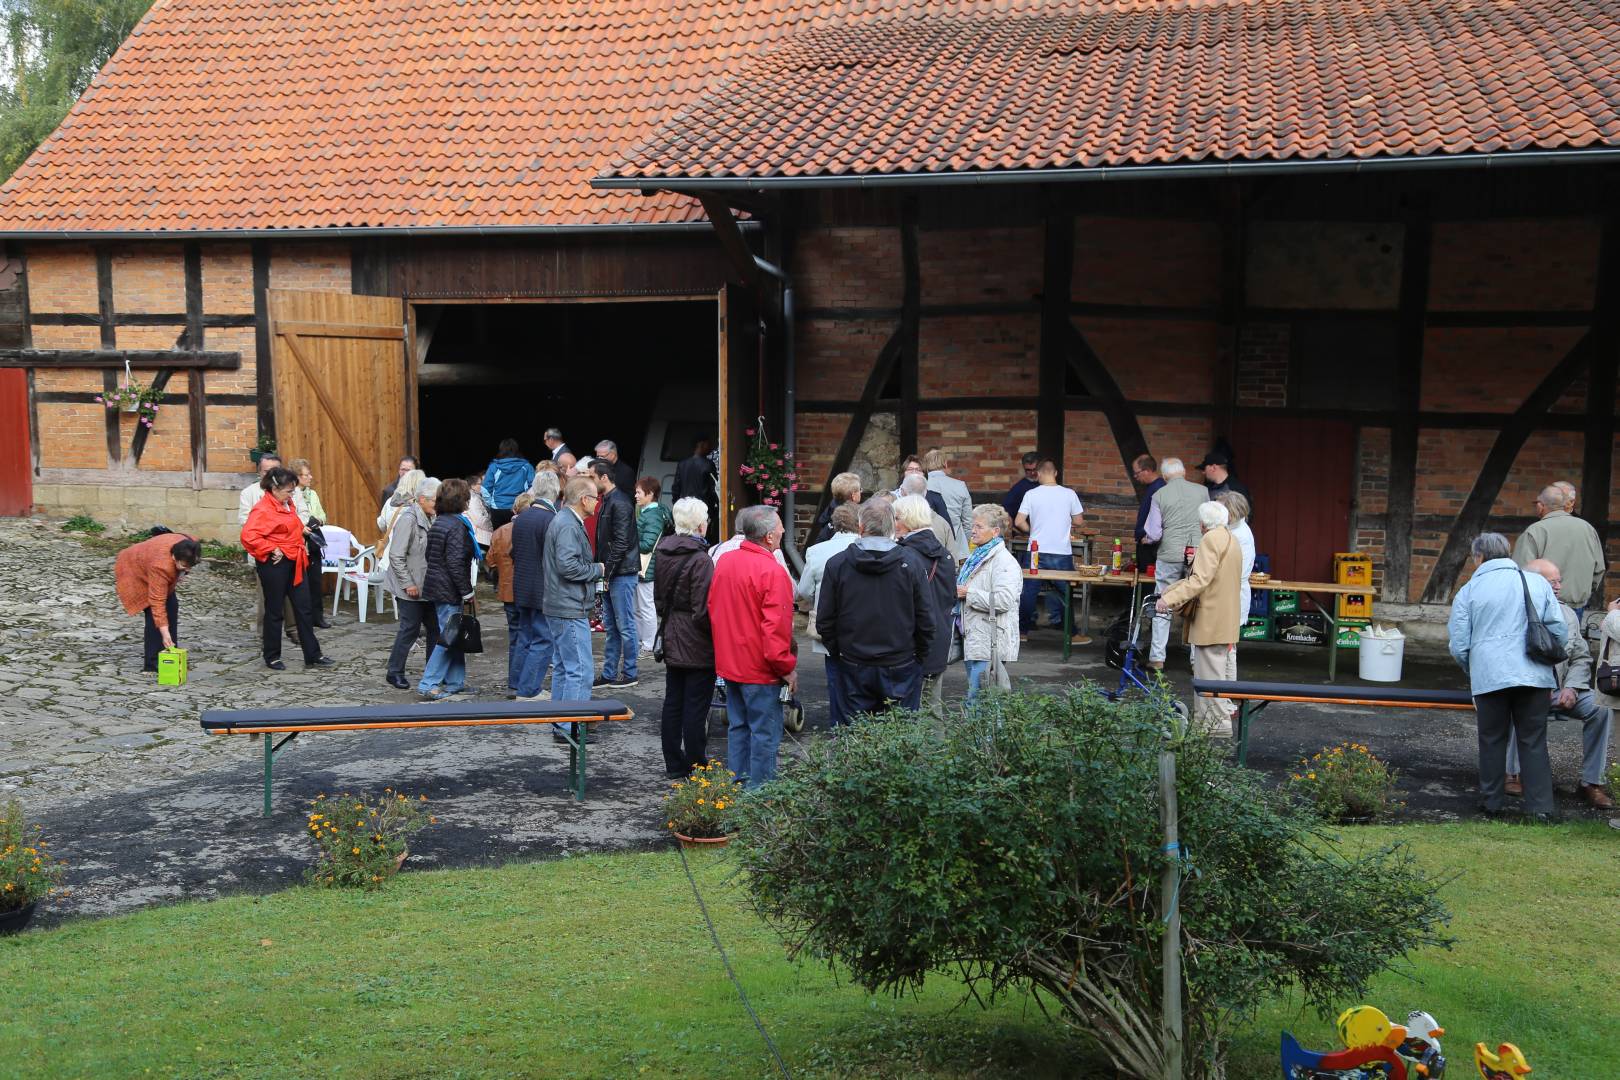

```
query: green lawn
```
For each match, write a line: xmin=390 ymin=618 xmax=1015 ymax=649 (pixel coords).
xmin=2 ymin=822 xmax=1616 ymax=1079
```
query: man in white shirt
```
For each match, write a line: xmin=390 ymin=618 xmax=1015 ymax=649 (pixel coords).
xmin=1014 ymin=460 xmax=1083 ymax=636
xmin=238 ymin=453 xmax=281 ymax=525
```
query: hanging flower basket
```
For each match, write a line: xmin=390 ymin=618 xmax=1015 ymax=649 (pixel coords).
xmin=738 ymin=418 xmax=800 ymax=508
xmin=96 ymin=376 xmax=165 ymax=429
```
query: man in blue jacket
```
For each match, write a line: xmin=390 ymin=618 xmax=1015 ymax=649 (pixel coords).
xmin=511 ymin=470 xmax=560 ymax=702
xmin=543 ymin=477 xmax=607 ymax=737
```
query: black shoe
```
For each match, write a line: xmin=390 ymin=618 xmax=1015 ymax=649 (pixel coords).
xmin=607 ymin=676 xmax=639 ymax=689
xmin=265 ymin=659 xmax=286 ymax=671
xmin=386 ymin=674 xmax=410 ymax=690
xmin=591 ymin=675 xmax=612 ymax=688
xmin=314 ymin=618 xmax=333 ymax=629
xmin=305 ymin=656 xmax=336 ymax=668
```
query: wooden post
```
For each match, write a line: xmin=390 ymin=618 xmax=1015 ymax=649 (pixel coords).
xmin=1159 ymin=738 xmax=1183 ymax=1080
xmin=96 ymin=246 xmax=119 ymax=468
xmin=899 ymin=198 xmax=920 ymax=457
xmin=1039 ymin=213 xmax=1073 ymax=463
xmin=1580 ymin=216 xmax=1619 ymax=545
xmin=1385 ymin=209 xmax=1430 ymax=603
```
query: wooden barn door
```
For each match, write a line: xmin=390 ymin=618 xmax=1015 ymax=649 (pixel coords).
xmin=268 ymin=290 xmax=411 ymax=545
xmin=716 ymin=283 xmax=759 ymax=540
xmin=0 ymin=368 xmax=31 ymax=515
xmin=1229 ymin=417 xmax=1354 ymax=582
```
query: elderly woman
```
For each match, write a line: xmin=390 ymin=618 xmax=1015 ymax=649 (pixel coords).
xmin=634 ymin=476 xmax=673 ymax=654
xmin=653 ymin=496 xmax=715 ymax=777
xmin=811 ymin=471 xmax=863 ymax=546
xmin=956 ymin=504 xmax=1022 ymax=700
xmin=287 ymin=457 xmax=333 ymax=629
xmin=242 ymin=466 xmax=332 ymax=671
xmin=797 ymin=502 xmax=861 ymax=724
xmin=488 ymin=492 xmax=534 ymax=696
xmin=419 ymin=478 xmax=478 ymax=700
xmin=1448 ymin=532 xmax=1568 ymax=822
xmin=896 ymin=493 xmax=958 ymax=709
xmin=378 ymin=467 xmax=426 ymax=535
xmin=115 ymin=532 xmax=200 ymax=673
xmin=1215 ymin=491 xmax=1256 ymax=684
xmin=1156 ymin=502 xmax=1242 ymax=735
xmin=383 ymin=476 xmax=440 ymax=690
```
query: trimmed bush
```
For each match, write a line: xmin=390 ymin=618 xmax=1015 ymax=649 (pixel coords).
xmin=730 ymin=686 xmax=1451 ymax=1080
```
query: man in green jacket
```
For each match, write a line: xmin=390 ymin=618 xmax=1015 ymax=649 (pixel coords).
xmin=1513 ymin=484 xmax=1606 ymax=614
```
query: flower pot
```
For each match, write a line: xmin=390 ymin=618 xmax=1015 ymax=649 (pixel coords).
xmin=672 ymin=830 xmax=730 ymax=849
xmin=0 ymin=900 xmax=38 ymax=936
xmin=120 ymin=401 xmax=140 ymax=413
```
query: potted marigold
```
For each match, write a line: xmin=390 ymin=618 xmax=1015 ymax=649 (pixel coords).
xmin=1285 ymin=741 xmax=1401 ymax=823
xmin=0 ymin=799 xmax=66 ymax=934
xmin=306 ymin=789 xmax=434 ymax=889
xmin=664 ymin=761 xmax=743 ymax=846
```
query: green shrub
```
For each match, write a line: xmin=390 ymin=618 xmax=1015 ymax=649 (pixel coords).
xmin=305 ymin=791 xmax=432 ymax=890
xmin=730 ymin=686 xmax=1452 ymax=1080
xmin=1285 ymin=741 xmax=1402 ymax=822
xmin=60 ymin=514 xmax=104 ymax=534
xmin=200 ymin=539 xmax=244 ymax=562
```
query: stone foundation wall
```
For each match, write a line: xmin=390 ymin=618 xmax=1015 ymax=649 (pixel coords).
xmin=33 ymin=478 xmax=246 ymax=542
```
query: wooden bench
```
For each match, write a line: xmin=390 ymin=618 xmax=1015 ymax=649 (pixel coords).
xmin=1190 ymin=679 xmax=1473 ymax=765
xmin=200 ymin=699 xmax=634 ymax=815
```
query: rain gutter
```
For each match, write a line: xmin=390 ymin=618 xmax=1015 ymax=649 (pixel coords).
xmin=0 ymin=221 xmax=761 ymax=241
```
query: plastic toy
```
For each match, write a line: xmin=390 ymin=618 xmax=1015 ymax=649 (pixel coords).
xmin=1474 ymin=1043 xmax=1531 ymax=1078
xmin=1282 ymin=1005 xmax=1450 ymax=1080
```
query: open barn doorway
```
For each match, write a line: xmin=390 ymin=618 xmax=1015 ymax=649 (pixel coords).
xmin=412 ymin=298 xmax=720 ymax=511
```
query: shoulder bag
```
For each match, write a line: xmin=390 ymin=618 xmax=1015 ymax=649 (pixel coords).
xmin=1518 ymin=570 xmax=1567 ymax=667
xmin=1595 ymin=630 xmax=1620 ymax=696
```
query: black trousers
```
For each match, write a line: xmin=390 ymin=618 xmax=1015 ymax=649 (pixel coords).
xmin=489 ymin=508 xmax=514 ymax=530
xmin=303 ymin=533 xmax=326 ymax=624
xmin=1474 ymin=685 xmax=1554 ymax=815
xmin=141 ymin=592 xmax=179 ymax=672
xmin=387 ymin=597 xmax=440 ymax=680
xmin=257 ymin=558 xmax=321 ymax=663
xmin=661 ymin=665 xmax=714 ymax=777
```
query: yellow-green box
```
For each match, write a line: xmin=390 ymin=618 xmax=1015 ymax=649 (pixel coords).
xmin=157 ymin=647 xmax=188 ymax=686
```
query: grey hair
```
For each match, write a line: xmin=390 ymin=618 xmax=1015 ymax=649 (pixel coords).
xmin=594 ymin=439 xmax=618 ymax=455
xmin=1472 ymin=532 xmax=1511 ymax=560
xmin=530 ymin=470 xmax=561 ymax=501
xmin=859 ymin=500 xmax=895 ymax=538
xmin=417 ymin=476 xmax=441 ymax=500
xmin=1160 ymin=457 xmax=1186 ymax=480
xmin=739 ymin=504 xmax=780 ymax=543
xmin=1215 ymin=490 xmax=1250 ymax=524
xmin=544 ymin=427 xmax=563 ymax=441
xmin=1197 ymin=501 xmax=1230 ymax=530
xmin=1537 ymin=484 xmax=1568 ymax=511
xmin=893 ymin=494 xmax=934 ymax=531
xmin=899 ymin=472 xmax=929 ymax=496
xmin=672 ymin=496 xmax=708 ymax=536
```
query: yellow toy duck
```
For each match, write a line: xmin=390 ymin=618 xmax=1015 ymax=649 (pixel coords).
xmin=1475 ymin=1042 xmax=1531 ymax=1079
xmin=1337 ymin=1006 xmax=1407 ymax=1053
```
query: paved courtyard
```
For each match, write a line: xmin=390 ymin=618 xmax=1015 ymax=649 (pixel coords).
xmin=0 ymin=515 xmax=1611 ymax=925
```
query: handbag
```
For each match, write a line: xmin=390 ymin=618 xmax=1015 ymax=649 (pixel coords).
xmin=1596 ymin=632 xmax=1620 ymax=696
xmin=443 ymin=600 xmax=484 ymax=655
xmin=1517 ymin=570 xmax=1567 ymax=667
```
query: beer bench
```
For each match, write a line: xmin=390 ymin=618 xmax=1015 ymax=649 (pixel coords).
xmin=200 ymin=699 xmax=634 ymax=816
xmin=1191 ymin=679 xmax=1473 ymax=765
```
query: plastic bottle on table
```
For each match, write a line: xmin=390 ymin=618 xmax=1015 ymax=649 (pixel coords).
xmin=1029 ymin=538 xmax=1040 ymax=574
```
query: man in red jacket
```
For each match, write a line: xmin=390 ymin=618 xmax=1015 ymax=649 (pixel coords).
xmin=709 ymin=505 xmax=797 ymax=789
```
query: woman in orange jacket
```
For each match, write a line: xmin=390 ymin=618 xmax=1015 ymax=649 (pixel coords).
xmin=114 ymin=532 xmax=201 ymax=673
xmin=241 ymin=466 xmax=333 ymax=671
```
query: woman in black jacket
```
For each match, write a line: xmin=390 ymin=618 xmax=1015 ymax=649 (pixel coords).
xmin=653 ymin=497 xmax=716 ymax=777
xmin=418 ymin=478 xmax=476 ymax=701
xmin=895 ymin=494 xmax=959 ymax=711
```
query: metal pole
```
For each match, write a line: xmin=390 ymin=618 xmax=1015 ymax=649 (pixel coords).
xmin=1159 ymin=739 xmax=1184 ymax=1080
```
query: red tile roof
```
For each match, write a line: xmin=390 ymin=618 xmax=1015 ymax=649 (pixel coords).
xmin=1 ymin=0 xmax=1616 ymax=235
xmin=602 ymin=0 xmax=1620 ymax=185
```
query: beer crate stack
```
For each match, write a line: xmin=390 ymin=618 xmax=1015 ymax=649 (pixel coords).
xmin=1333 ymin=553 xmax=1375 ymax=649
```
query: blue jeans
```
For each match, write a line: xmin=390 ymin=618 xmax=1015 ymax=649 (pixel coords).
xmin=964 ymin=659 xmax=990 ymax=701
xmin=600 ymin=574 xmax=639 ymax=680
xmin=503 ymin=602 xmax=521 ymax=691
xmin=513 ymin=607 xmax=554 ymax=698
xmin=838 ymin=658 xmax=923 ymax=716
xmin=550 ymin=617 xmax=594 ymax=703
xmin=726 ymin=681 xmax=783 ymax=790
xmin=417 ymin=603 xmax=466 ymax=695
xmin=1019 ymin=552 xmax=1073 ymax=632
xmin=823 ymin=655 xmax=848 ymax=726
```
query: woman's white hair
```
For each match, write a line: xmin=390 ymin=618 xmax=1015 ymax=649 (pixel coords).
xmin=893 ymin=494 xmax=934 ymax=531
xmin=1160 ymin=457 xmax=1185 ymax=480
xmin=417 ymin=476 xmax=441 ymax=500
xmin=672 ymin=497 xmax=708 ymax=536
xmin=530 ymin=470 xmax=561 ymax=501
xmin=1197 ymin=501 xmax=1230 ymax=530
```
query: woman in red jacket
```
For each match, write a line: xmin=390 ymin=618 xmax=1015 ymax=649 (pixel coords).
xmin=241 ymin=466 xmax=333 ymax=671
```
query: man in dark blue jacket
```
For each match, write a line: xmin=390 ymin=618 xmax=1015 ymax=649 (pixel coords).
xmin=593 ymin=460 xmax=640 ymax=688
xmin=511 ymin=471 xmax=560 ymax=701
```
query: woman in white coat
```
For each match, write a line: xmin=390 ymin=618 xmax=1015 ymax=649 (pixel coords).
xmin=956 ymin=504 xmax=1022 ymax=700
xmin=1216 ymin=491 xmax=1256 ymax=684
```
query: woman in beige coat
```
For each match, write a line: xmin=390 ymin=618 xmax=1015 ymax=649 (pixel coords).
xmin=1157 ymin=501 xmax=1243 ymax=735
xmin=957 ymin=505 xmax=1022 ymax=701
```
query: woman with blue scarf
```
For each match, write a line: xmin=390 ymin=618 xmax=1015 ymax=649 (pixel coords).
xmin=955 ymin=504 xmax=1022 ymax=699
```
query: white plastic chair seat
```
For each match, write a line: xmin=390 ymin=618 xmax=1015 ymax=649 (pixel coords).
xmin=332 ymin=546 xmax=388 ymax=622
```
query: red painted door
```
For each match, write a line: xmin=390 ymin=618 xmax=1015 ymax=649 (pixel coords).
xmin=1227 ymin=418 xmax=1354 ymax=582
xmin=0 ymin=369 xmax=30 ymax=515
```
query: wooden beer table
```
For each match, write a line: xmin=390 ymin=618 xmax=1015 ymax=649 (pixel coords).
xmin=1247 ymin=579 xmax=1371 ymax=682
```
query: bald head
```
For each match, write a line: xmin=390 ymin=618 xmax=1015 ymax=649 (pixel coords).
xmin=1526 ymin=558 xmax=1563 ymax=597
xmin=1536 ymin=485 xmax=1568 ymax=514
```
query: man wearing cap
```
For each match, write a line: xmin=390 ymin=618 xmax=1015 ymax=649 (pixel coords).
xmin=1199 ymin=450 xmax=1251 ymax=510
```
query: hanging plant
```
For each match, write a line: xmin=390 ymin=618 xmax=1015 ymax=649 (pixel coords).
xmin=95 ymin=361 xmax=165 ymax=429
xmin=738 ymin=418 xmax=799 ymax=508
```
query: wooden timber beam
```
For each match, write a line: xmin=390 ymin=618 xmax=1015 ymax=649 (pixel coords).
xmin=251 ymin=241 xmax=275 ymax=445
xmin=1038 ymin=214 xmax=1073 ymax=463
xmin=1580 ymin=216 xmax=1620 ymax=547
xmin=1384 ymin=207 xmax=1432 ymax=603
xmin=1062 ymin=320 xmax=1149 ymax=478
xmin=899 ymin=198 xmax=920 ymax=457
xmin=810 ymin=325 xmax=905 ymax=529
xmin=0 ymin=349 xmax=240 ymax=369
xmin=97 ymin=245 xmax=118 ymax=468
xmin=697 ymin=195 xmax=766 ymax=296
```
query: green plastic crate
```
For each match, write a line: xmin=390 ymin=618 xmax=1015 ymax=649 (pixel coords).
xmin=1335 ymin=618 xmax=1371 ymax=649
xmin=1269 ymin=590 xmax=1299 ymax=614
xmin=1240 ymin=616 xmax=1273 ymax=642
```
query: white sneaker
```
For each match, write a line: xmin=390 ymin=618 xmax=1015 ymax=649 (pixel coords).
xmin=515 ymin=690 xmax=551 ymax=702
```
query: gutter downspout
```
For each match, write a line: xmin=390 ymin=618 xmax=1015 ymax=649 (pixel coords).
xmin=749 ymin=253 xmax=804 ymax=575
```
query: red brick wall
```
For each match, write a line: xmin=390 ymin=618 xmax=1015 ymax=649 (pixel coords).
xmin=1429 ymin=219 xmax=1599 ymax=311
xmin=1073 ymin=217 xmax=1222 ymax=307
xmin=268 ymin=243 xmax=350 ymax=292
xmin=918 ymin=409 xmax=1036 ymax=492
xmin=1235 ymin=323 xmax=1289 ymax=407
xmin=918 ymin=315 xmax=1038 ymax=394
xmin=1420 ymin=327 xmax=1587 ymax=413
xmin=919 ymin=227 xmax=1040 ymax=305
xmin=794 ymin=228 xmax=902 ymax=309
xmin=796 ymin=319 xmax=892 ymax=399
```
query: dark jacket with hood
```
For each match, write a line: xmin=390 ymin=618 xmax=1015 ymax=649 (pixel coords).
xmin=652 ymin=534 xmax=714 ymax=669
xmin=899 ymin=528 xmax=958 ymax=676
xmin=816 ymin=537 xmax=936 ymax=668
xmin=594 ymin=487 xmax=638 ymax=578
xmin=422 ymin=513 xmax=475 ymax=605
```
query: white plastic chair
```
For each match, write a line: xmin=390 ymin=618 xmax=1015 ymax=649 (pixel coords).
xmin=333 ymin=546 xmax=387 ymax=622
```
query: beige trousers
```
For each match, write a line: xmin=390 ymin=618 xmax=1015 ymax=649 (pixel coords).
xmin=1190 ymin=642 xmax=1236 ymax=733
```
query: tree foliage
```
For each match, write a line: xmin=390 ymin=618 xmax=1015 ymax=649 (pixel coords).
xmin=0 ymin=0 xmax=153 ymax=181
xmin=730 ymin=687 xmax=1453 ymax=1080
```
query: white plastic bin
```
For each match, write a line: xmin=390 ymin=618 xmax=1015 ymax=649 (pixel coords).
xmin=1358 ymin=627 xmax=1405 ymax=682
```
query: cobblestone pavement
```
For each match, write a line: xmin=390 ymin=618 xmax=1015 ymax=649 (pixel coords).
xmin=0 ymin=514 xmax=1611 ymax=925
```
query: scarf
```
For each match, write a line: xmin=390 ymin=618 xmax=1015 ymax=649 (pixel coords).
xmin=954 ymin=535 xmax=1003 ymax=628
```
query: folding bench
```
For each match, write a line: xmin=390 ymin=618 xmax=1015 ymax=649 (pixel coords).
xmin=200 ymin=698 xmax=634 ymax=815
xmin=1190 ymin=679 xmax=1473 ymax=765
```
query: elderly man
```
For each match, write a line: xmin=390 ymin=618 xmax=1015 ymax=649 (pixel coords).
xmin=1514 ymin=484 xmax=1605 ymax=614
xmin=1156 ymin=502 xmax=1242 ymax=736
xmin=239 ymin=452 xmax=282 ymax=525
xmin=796 ymin=503 xmax=861 ymax=726
xmin=380 ymin=455 xmax=419 ymax=505
xmin=817 ymin=501 xmax=936 ymax=716
xmin=1503 ymin=559 xmax=1614 ymax=808
xmin=711 ymin=505 xmax=797 ymax=789
xmin=1140 ymin=457 xmax=1210 ymax=669
xmin=543 ymin=427 xmax=570 ymax=463
xmin=1015 ymin=460 xmax=1084 ymax=637
xmin=895 ymin=494 xmax=957 ymax=709
xmin=924 ymin=448 xmax=972 ymax=557
xmin=510 ymin=471 xmax=560 ymax=701
xmin=594 ymin=439 xmax=636 ymax=494
xmin=543 ymin=477 xmax=607 ymax=736
xmin=1131 ymin=454 xmax=1166 ymax=569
